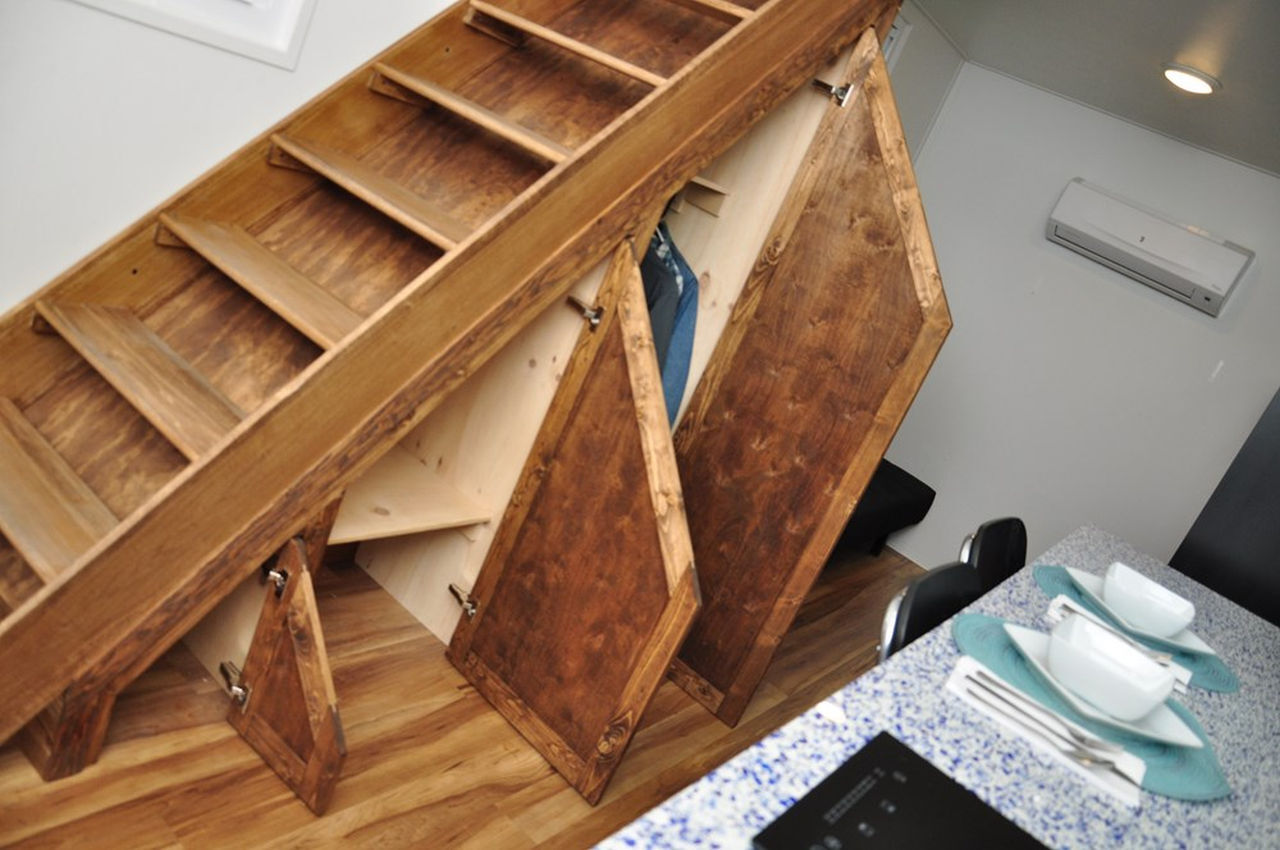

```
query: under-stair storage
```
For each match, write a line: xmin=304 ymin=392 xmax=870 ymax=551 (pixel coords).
xmin=0 ymin=0 xmax=942 ymax=817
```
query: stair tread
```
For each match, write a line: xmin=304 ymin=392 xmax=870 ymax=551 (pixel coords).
xmin=329 ymin=444 xmax=490 ymax=545
xmin=269 ymin=134 xmax=471 ymax=251
xmin=468 ymin=1 xmax=667 ymax=87
xmin=665 ymin=0 xmax=753 ymax=24
xmin=36 ymin=302 xmax=244 ymax=461
xmin=371 ymin=63 xmax=571 ymax=164
xmin=159 ymin=214 xmax=362 ymax=350
xmin=0 ymin=398 xmax=117 ymax=581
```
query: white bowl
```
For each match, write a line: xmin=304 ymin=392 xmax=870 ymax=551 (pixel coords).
xmin=1047 ymin=614 xmax=1175 ymax=721
xmin=1102 ymin=561 xmax=1195 ymax=637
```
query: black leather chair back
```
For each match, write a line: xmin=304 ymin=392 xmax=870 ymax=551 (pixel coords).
xmin=881 ymin=562 xmax=983 ymax=661
xmin=963 ymin=517 xmax=1027 ymax=592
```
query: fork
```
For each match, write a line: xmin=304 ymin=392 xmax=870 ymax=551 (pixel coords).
xmin=962 ymin=679 xmax=1142 ymax=784
xmin=969 ymin=669 xmax=1122 ymax=754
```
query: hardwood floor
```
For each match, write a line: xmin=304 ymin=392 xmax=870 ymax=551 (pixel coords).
xmin=0 ymin=546 xmax=921 ymax=849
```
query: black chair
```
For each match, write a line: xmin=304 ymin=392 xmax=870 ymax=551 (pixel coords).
xmin=879 ymin=561 xmax=983 ymax=662
xmin=959 ymin=517 xmax=1027 ymax=592
xmin=837 ymin=459 xmax=936 ymax=555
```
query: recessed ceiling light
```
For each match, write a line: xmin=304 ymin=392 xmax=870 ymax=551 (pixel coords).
xmin=1162 ymin=63 xmax=1221 ymax=95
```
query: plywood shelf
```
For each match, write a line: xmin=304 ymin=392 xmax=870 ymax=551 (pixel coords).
xmin=329 ymin=445 xmax=490 ymax=545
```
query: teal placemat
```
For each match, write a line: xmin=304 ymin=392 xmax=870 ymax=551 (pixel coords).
xmin=1033 ymin=565 xmax=1239 ymax=693
xmin=952 ymin=612 xmax=1232 ymax=801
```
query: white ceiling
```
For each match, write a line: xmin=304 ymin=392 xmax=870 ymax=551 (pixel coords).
xmin=912 ymin=0 xmax=1280 ymax=177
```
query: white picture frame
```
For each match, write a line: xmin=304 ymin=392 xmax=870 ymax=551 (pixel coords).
xmin=69 ymin=0 xmax=319 ymax=70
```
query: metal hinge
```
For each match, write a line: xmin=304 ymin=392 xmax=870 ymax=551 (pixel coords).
xmin=566 ymin=294 xmax=603 ymax=331
xmin=219 ymin=661 xmax=252 ymax=711
xmin=811 ymin=78 xmax=853 ymax=107
xmin=448 ymin=583 xmax=479 ymax=619
xmin=260 ymin=564 xmax=289 ymax=598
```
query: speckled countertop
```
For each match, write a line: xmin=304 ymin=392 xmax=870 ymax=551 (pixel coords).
xmin=599 ymin=525 xmax=1280 ymax=849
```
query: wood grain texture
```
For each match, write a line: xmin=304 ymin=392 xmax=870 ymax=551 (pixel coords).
xmin=35 ymin=301 xmax=244 ymax=461
xmin=20 ymin=364 xmax=189 ymax=520
xmin=661 ymin=0 xmax=753 ymax=24
xmin=0 ymin=541 xmax=42 ymax=615
xmin=157 ymin=214 xmax=363 ymax=350
xmin=268 ymin=135 xmax=472 ymax=251
xmin=0 ymin=0 xmax=895 ymax=748
xmin=551 ymin=0 xmax=732 ymax=80
xmin=17 ymin=680 xmax=119 ymax=781
xmin=0 ymin=549 xmax=919 ymax=848
xmin=0 ymin=398 xmax=117 ymax=581
xmin=671 ymin=26 xmax=949 ymax=725
xmin=228 ymin=538 xmax=346 ymax=814
xmin=329 ymin=444 xmax=490 ymax=544
xmin=251 ymin=184 xmax=442 ymax=318
xmin=370 ymin=63 xmax=572 ymax=164
xmin=449 ymin=243 xmax=698 ymax=804
xmin=468 ymin=1 xmax=667 ymax=86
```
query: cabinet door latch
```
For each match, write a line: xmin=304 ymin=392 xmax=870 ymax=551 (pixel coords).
xmin=448 ymin=583 xmax=479 ymax=618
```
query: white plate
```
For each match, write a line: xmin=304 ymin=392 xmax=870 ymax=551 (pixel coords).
xmin=1004 ymin=624 xmax=1203 ymax=748
xmin=1063 ymin=567 xmax=1216 ymax=656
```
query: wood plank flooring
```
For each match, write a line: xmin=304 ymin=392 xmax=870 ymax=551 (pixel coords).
xmin=0 ymin=546 xmax=920 ymax=849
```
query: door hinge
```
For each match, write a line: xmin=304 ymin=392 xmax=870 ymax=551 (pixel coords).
xmin=219 ymin=661 xmax=252 ymax=711
xmin=811 ymin=78 xmax=853 ymax=107
xmin=566 ymin=294 xmax=603 ymax=331
xmin=448 ymin=583 xmax=479 ymax=619
xmin=261 ymin=564 xmax=289 ymax=598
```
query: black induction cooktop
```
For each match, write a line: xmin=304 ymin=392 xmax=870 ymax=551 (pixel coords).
xmin=752 ymin=731 xmax=1048 ymax=849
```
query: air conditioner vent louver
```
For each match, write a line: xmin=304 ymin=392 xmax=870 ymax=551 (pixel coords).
xmin=1046 ymin=178 xmax=1253 ymax=317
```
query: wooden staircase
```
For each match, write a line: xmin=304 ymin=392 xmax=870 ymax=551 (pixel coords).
xmin=0 ymin=0 xmax=937 ymax=813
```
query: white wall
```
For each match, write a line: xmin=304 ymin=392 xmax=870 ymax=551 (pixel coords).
xmin=886 ymin=64 xmax=1280 ymax=566
xmin=0 ymin=0 xmax=446 ymax=313
xmin=887 ymin=0 xmax=963 ymax=158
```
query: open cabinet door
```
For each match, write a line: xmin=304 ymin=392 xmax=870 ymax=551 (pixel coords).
xmin=448 ymin=243 xmax=700 ymax=804
xmin=226 ymin=537 xmax=346 ymax=813
xmin=668 ymin=28 xmax=951 ymax=725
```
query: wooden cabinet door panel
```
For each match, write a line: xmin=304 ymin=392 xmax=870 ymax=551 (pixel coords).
xmin=448 ymin=242 xmax=699 ymax=804
xmin=669 ymin=28 xmax=951 ymax=725
xmin=228 ymin=538 xmax=346 ymax=813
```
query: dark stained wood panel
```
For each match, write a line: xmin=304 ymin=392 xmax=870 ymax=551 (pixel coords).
xmin=449 ymin=243 xmax=699 ymax=804
xmin=670 ymin=28 xmax=950 ymax=725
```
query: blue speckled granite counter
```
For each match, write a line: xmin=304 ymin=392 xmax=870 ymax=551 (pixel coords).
xmin=600 ymin=525 xmax=1280 ymax=849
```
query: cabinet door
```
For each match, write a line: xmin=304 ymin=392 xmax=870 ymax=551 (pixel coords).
xmin=227 ymin=537 xmax=346 ymax=813
xmin=448 ymin=243 xmax=699 ymax=804
xmin=668 ymin=28 xmax=952 ymax=725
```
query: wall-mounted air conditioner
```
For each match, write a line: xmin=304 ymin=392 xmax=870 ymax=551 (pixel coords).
xmin=1046 ymin=178 xmax=1253 ymax=317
